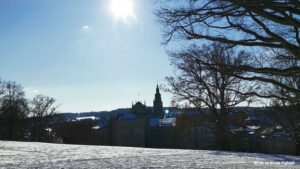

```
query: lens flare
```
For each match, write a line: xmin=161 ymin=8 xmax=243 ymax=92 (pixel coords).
xmin=110 ymin=0 xmax=135 ymax=21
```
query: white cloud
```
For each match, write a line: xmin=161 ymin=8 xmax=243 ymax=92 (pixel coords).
xmin=24 ymin=87 xmax=45 ymax=98
xmin=33 ymin=89 xmax=39 ymax=94
xmin=82 ymin=25 xmax=90 ymax=30
xmin=265 ymin=50 xmax=274 ymax=56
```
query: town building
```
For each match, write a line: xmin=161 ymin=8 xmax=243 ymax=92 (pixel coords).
xmin=111 ymin=85 xmax=177 ymax=147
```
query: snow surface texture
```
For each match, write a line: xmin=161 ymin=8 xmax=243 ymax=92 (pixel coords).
xmin=0 ymin=141 xmax=299 ymax=169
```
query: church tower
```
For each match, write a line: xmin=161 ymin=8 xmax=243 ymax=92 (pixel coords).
xmin=153 ymin=85 xmax=164 ymax=118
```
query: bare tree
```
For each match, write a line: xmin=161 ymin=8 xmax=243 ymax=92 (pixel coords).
xmin=0 ymin=81 xmax=28 ymax=140
xmin=30 ymin=95 xmax=58 ymax=141
xmin=156 ymin=0 xmax=300 ymax=100
xmin=166 ymin=43 xmax=251 ymax=150
xmin=0 ymin=79 xmax=4 ymax=96
xmin=267 ymin=58 xmax=300 ymax=155
xmin=268 ymin=102 xmax=300 ymax=155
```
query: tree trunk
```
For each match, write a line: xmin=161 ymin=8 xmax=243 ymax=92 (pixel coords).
xmin=215 ymin=121 xmax=230 ymax=151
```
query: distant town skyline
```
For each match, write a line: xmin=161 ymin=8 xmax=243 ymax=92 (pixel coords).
xmin=0 ymin=0 xmax=173 ymax=112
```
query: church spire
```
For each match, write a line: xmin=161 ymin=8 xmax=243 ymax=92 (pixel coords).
xmin=153 ymin=85 xmax=163 ymax=118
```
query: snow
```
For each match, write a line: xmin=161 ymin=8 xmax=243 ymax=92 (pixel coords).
xmin=76 ymin=116 xmax=98 ymax=121
xmin=247 ymin=126 xmax=261 ymax=130
xmin=0 ymin=141 xmax=299 ymax=168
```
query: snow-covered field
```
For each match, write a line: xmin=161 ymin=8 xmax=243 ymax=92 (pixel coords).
xmin=0 ymin=141 xmax=299 ymax=169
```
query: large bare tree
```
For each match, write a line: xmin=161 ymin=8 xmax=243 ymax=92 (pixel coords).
xmin=0 ymin=81 xmax=28 ymax=140
xmin=166 ymin=43 xmax=251 ymax=150
xmin=267 ymin=58 xmax=300 ymax=154
xmin=156 ymin=0 xmax=300 ymax=100
xmin=30 ymin=95 xmax=58 ymax=141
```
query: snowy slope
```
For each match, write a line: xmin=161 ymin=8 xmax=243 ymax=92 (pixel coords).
xmin=0 ymin=141 xmax=299 ymax=169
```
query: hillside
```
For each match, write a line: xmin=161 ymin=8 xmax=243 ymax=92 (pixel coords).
xmin=60 ymin=107 xmax=182 ymax=121
xmin=59 ymin=107 xmax=267 ymax=121
xmin=0 ymin=141 xmax=299 ymax=168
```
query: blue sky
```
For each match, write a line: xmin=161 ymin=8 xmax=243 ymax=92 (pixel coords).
xmin=0 ymin=0 xmax=173 ymax=112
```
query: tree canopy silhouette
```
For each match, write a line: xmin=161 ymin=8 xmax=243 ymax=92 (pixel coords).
xmin=166 ymin=43 xmax=251 ymax=150
xmin=156 ymin=0 xmax=300 ymax=101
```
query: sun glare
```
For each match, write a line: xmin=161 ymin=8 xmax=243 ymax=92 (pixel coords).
xmin=110 ymin=0 xmax=135 ymax=21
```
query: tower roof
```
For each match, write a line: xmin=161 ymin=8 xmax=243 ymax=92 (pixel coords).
xmin=153 ymin=84 xmax=163 ymax=118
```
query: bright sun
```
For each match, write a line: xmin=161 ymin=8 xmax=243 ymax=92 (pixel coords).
xmin=110 ymin=0 xmax=135 ymax=20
